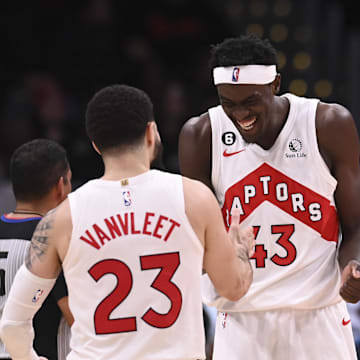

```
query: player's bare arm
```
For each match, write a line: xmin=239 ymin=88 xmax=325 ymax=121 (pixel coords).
xmin=178 ymin=113 xmax=213 ymax=189
xmin=316 ymin=102 xmax=360 ymax=302
xmin=26 ymin=199 xmax=72 ymax=279
xmin=57 ymin=296 xmax=74 ymax=327
xmin=25 ymin=208 xmax=62 ymax=279
xmin=183 ymin=177 xmax=254 ymax=301
xmin=0 ymin=201 xmax=72 ymax=359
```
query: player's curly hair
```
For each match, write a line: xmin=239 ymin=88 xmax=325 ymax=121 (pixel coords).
xmin=209 ymin=34 xmax=278 ymax=69
xmin=86 ymin=84 xmax=154 ymax=152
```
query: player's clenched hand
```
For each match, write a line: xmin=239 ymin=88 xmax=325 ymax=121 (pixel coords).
xmin=228 ymin=209 xmax=255 ymax=260
xmin=340 ymin=260 xmax=360 ymax=303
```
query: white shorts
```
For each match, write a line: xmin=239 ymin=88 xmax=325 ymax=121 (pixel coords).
xmin=213 ymin=301 xmax=357 ymax=360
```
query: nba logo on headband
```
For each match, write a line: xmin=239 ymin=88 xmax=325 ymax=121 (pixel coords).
xmin=213 ymin=65 xmax=277 ymax=85
xmin=232 ymin=67 xmax=240 ymax=82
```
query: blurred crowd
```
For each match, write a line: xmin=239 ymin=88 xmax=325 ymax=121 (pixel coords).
xmin=0 ymin=0 xmax=358 ymax=185
xmin=0 ymin=0 xmax=233 ymax=183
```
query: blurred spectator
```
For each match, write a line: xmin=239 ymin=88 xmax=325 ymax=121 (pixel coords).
xmin=0 ymin=0 xmax=359 ymax=192
xmin=0 ymin=73 xmax=78 ymax=178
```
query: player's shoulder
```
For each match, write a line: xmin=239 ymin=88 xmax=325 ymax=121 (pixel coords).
xmin=315 ymin=101 xmax=358 ymax=160
xmin=316 ymin=101 xmax=354 ymax=130
xmin=43 ymin=198 xmax=72 ymax=232
xmin=181 ymin=176 xmax=214 ymax=202
xmin=180 ymin=112 xmax=211 ymax=138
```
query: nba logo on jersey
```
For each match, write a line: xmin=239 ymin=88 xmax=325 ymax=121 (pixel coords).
xmin=122 ymin=190 xmax=132 ymax=206
xmin=232 ymin=67 xmax=240 ymax=82
xmin=221 ymin=312 xmax=228 ymax=329
xmin=32 ymin=289 xmax=44 ymax=303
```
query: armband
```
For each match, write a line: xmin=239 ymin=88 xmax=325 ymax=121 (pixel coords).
xmin=0 ymin=264 xmax=56 ymax=359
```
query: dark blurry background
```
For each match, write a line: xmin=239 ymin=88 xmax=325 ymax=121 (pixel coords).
xmin=0 ymin=0 xmax=359 ymax=195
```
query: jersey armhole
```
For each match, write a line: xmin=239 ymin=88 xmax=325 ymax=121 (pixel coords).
xmin=309 ymin=101 xmax=338 ymax=189
xmin=209 ymin=107 xmax=221 ymax=193
xmin=62 ymin=193 xmax=78 ymax=268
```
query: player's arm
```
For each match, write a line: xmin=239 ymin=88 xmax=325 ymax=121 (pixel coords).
xmin=52 ymin=272 xmax=74 ymax=327
xmin=317 ymin=102 xmax=360 ymax=302
xmin=178 ymin=113 xmax=213 ymax=189
xmin=0 ymin=201 xmax=72 ymax=359
xmin=183 ymin=177 xmax=254 ymax=301
xmin=57 ymin=297 xmax=74 ymax=327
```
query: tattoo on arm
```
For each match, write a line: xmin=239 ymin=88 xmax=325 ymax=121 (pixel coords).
xmin=25 ymin=208 xmax=57 ymax=270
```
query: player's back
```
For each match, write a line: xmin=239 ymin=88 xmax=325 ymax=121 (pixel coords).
xmin=64 ymin=169 xmax=205 ymax=360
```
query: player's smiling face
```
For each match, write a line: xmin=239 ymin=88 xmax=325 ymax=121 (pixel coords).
xmin=217 ymin=83 xmax=274 ymax=145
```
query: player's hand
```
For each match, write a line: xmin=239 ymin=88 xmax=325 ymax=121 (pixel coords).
xmin=340 ymin=260 xmax=360 ymax=303
xmin=228 ymin=209 xmax=255 ymax=260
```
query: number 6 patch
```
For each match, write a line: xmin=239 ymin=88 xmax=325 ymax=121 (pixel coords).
xmin=222 ymin=132 xmax=236 ymax=146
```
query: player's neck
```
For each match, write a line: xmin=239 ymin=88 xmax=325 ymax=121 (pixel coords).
xmin=256 ymin=96 xmax=290 ymax=150
xmin=102 ymin=152 xmax=150 ymax=181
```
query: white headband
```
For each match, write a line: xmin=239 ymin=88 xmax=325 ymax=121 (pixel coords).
xmin=213 ymin=65 xmax=277 ymax=85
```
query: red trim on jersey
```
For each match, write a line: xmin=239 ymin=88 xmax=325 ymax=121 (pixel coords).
xmin=222 ymin=163 xmax=339 ymax=243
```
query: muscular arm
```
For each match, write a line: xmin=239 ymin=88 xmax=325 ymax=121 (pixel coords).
xmin=317 ymin=102 xmax=360 ymax=302
xmin=183 ymin=177 xmax=253 ymax=301
xmin=57 ymin=297 xmax=74 ymax=327
xmin=178 ymin=113 xmax=213 ymax=189
xmin=0 ymin=201 xmax=72 ymax=359
xmin=25 ymin=208 xmax=62 ymax=278
xmin=52 ymin=272 xmax=74 ymax=327
xmin=26 ymin=199 xmax=72 ymax=277
xmin=317 ymin=103 xmax=360 ymax=267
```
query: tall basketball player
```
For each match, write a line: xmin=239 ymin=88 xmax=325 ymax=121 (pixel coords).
xmin=0 ymin=85 xmax=254 ymax=360
xmin=0 ymin=139 xmax=73 ymax=360
xmin=178 ymin=34 xmax=360 ymax=359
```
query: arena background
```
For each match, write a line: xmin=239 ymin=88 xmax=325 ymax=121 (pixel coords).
xmin=0 ymin=0 xmax=358 ymax=188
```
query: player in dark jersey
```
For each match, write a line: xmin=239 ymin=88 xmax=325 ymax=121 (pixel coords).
xmin=0 ymin=139 xmax=73 ymax=360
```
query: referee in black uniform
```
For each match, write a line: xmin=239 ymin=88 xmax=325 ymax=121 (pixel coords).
xmin=0 ymin=139 xmax=74 ymax=360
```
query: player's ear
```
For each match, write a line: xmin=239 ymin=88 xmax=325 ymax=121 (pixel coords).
xmin=91 ymin=141 xmax=101 ymax=155
xmin=145 ymin=121 xmax=157 ymax=147
xmin=272 ymin=74 xmax=281 ymax=94
xmin=55 ymin=176 xmax=66 ymax=202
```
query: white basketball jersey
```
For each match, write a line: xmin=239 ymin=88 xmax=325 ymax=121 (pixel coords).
xmin=64 ymin=170 xmax=205 ymax=360
xmin=208 ymin=93 xmax=342 ymax=312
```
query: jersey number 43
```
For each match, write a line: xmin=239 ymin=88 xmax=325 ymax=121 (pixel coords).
xmin=251 ymin=224 xmax=296 ymax=268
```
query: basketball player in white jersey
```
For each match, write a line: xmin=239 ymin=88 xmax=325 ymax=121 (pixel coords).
xmin=178 ymin=34 xmax=360 ymax=359
xmin=0 ymin=139 xmax=73 ymax=360
xmin=0 ymin=84 xmax=255 ymax=360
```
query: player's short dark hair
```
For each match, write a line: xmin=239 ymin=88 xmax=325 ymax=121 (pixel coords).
xmin=209 ymin=34 xmax=278 ymax=69
xmin=10 ymin=139 xmax=70 ymax=201
xmin=85 ymin=84 xmax=154 ymax=152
